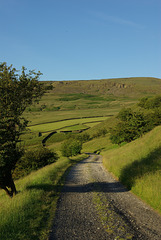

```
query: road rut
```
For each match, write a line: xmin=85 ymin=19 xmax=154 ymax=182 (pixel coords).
xmin=49 ymin=154 xmax=161 ymax=240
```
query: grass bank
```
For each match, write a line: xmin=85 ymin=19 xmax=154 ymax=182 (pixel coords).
xmin=102 ymin=126 xmax=161 ymax=214
xmin=0 ymin=154 xmax=87 ymax=240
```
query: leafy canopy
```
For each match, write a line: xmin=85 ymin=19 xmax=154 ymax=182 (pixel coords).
xmin=61 ymin=139 xmax=82 ymax=157
xmin=0 ymin=62 xmax=44 ymax=196
xmin=110 ymin=96 xmax=161 ymax=145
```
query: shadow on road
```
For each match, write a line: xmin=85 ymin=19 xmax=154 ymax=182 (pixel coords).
xmin=26 ymin=181 xmax=128 ymax=194
xmin=62 ymin=181 xmax=128 ymax=193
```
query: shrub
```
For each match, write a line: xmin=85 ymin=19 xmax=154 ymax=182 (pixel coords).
xmin=110 ymin=100 xmax=161 ymax=145
xmin=92 ymin=128 xmax=107 ymax=138
xmin=110 ymin=109 xmax=149 ymax=144
xmin=13 ymin=147 xmax=58 ymax=179
xmin=138 ymin=95 xmax=161 ymax=109
xmin=61 ymin=139 xmax=82 ymax=157
xmin=72 ymin=133 xmax=90 ymax=143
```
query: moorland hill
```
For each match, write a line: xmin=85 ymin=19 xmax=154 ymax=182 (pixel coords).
xmin=46 ymin=77 xmax=161 ymax=97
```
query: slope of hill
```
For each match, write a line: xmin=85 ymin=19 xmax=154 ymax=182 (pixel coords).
xmin=22 ymin=77 xmax=161 ymax=150
xmin=49 ymin=77 xmax=161 ymax=97
xmin=24 ymin=77 xmax=161 ymax=126
xmin=102 ymin=125 xmax=161 ymax=214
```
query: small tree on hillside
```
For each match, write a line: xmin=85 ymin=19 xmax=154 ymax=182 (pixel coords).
xmin=0 ymin=62 xmax=44 ymax=197
xmin=61 ymin=139 xmax=82 ymax=157
xmin=110 ymin=108 xmax=149 ymax=144
xmin=138 ymin=96 xmax=161 ymax=128
xmin=138 ymin=96 xmax=161 ymax=109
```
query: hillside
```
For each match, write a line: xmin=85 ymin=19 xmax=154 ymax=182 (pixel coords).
xmin=48 ymin=77 xmax=161 ymax=96
xmin=102 ymin=125 xmax=161 ymax=214
xmin=23 ymin=77 xmax=161 ymax=127
xmin=21 ymin=77 xmax=161 ymax=150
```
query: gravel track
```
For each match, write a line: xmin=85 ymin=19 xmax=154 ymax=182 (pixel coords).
xmin=49 ymin=154 xmax=161 ymax=240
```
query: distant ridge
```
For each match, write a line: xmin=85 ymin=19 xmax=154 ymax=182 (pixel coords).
xmin=43 ymin=77 xmax=161 ymax=97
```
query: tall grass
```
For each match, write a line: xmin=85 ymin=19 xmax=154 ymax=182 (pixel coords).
xmin=102 ymin=126 xmax=161 ymax=214
xmin=0 ymin=154 xmax=87 ymax=240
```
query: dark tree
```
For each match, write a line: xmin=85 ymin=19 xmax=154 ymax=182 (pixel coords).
xmin=0 ymin=62 xmax=44 ymax=197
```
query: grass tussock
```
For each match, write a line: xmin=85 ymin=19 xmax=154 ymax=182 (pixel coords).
xmin=102 ymin=126 xmax=161 ymax=214
xmin=0 ymin=154 xmax=87 ymax=240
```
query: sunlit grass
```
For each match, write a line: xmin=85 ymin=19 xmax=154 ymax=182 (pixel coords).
xmin=58 ymin=124 xmax=88 ymax=131
xmin=24 ymin=108 xmax=118 ymax=126
xmin=28 ymin=117 xmax=108 ymax=132
xmin=82 ymin=135 xmax=117 ymax=153
xmin=102 ymin=126 xmax=161 ymax=214
xmin=0 ymin=154 xmax=87 ymax=240
xmin=133 ymin=171 xmax=161 ymax=211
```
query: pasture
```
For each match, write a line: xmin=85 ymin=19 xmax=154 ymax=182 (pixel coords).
xmin=22 ymin=79 xmax=142 ymax=148
xmin=28 ymin=117 xmax=109 ymax=133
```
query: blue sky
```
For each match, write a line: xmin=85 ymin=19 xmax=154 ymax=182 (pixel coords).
xmin=1 ymin=0 xmax=161 ymax=80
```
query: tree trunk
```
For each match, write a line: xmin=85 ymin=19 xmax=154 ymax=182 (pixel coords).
xmin=0 ymin=170 xmax=17 ymax=197
xmin=9 ymin=175 xmax=17 ymax=196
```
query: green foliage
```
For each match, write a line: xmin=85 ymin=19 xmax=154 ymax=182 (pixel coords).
xmin=13 ymin=147 xmax=58 ymax=179
xmin=92 ymin=128 xmax=107 ymax=138
xmin=61 ymin=139 xmax=82 ymax=157
xmin=0 ymin=62 xmax=44 ymax=196
xmin=68 ymin=132 xmax=90 ymax=144
xmin=138 ymin=95 xmax=161 ymax=109
xmin=116 ymin=108 xmax=133 ymax=121
xmin=76 ymin=133 xmax=90 ymax=143
xmin=110 ymin=109 xmax=149 ymax=144
xmin=110 ymin=96 xmax=161 ymax=145
xmin=145 ymin=108 xmax=161 ymax=128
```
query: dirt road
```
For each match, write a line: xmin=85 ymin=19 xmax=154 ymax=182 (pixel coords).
xmin=49 ymin=154 xmax=161 ymax=240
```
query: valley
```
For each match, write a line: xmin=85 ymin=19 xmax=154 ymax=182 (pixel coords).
xmin=0 ymin=76 xmax=161 ymax=240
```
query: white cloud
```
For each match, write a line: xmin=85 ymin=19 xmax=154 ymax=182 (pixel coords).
xmin=89 ymin=11 xmax=145 ymax=29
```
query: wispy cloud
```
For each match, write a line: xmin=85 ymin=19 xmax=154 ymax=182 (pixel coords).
xmin=89 ymin=11 xmax=145 ymax=29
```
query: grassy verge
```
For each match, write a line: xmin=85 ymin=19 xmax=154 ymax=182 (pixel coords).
xmin=102 ymin=126 xmax=161 ymax=214
xmin=0 ymin=154 xmax=87 ymax=240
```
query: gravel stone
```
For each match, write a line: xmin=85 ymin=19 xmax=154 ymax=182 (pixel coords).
xmin=49 ymin=154 xmax=161 ymax=240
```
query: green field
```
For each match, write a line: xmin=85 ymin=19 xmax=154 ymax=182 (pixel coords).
xmin=24 ymin=108 xmax=119 ymax=126
xmin=28 ymin=117 xmax=109 ymax=133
